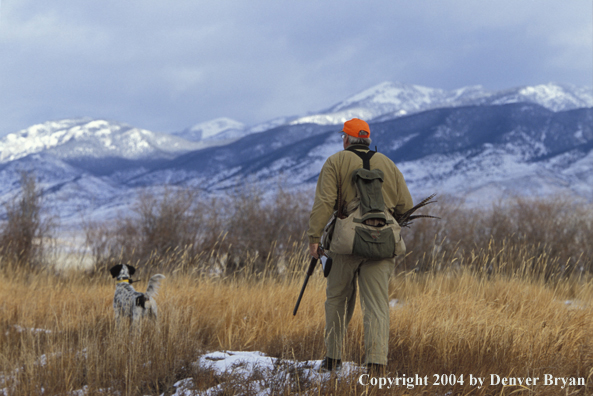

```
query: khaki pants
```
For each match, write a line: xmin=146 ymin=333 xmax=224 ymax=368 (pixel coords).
xmin=325 ymin=253 xmax=394 ymax=365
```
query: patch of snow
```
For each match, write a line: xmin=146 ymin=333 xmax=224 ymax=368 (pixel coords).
xmin=389 ymin=299 xmax=403 ymax=309
xmin=562 ymin=300 xmax=587 ymax=310
xmin=390 ymin=134 xmax=418 ymax=151
xmin=67 ymin=385 xmax=117 ymax=396
xmin=167 ymin=350 xmax=365 ymax=396
xmin=11 ymin=325 xmax=52 ymax=335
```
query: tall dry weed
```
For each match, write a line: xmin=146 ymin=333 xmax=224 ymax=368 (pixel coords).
xmin=3 ymin=188 xmax=593 ymax=394
xmin=81 ymin=188 xmax=593 ymax=282
xmin=0 ymin=171 xmax=55 ymax=272
xmin=2 ymin=260 xmax=593 ymax=395
xmin=402 ymin=194 xmax=593 ymax=278
xmin=83 ymin=185 xmax=312 ymax=278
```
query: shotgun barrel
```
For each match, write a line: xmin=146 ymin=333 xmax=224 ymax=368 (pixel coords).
xmin=293 ymin=257 xmax=318 ymax=316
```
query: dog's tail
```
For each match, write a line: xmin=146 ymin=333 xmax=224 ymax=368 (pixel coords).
xmin=146 ymin=274 xmax=165 ymax=298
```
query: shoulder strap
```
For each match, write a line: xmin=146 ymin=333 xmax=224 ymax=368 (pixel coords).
xmin=346 ymin=146 xmax=376 ymax=170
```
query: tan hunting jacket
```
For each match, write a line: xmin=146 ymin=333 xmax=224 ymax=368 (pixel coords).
xmin=307 ymin=145 xmax=413 ymax=244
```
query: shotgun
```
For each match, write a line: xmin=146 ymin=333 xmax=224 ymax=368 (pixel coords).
xmin=293 ymin=257 xmax=318 ymax=316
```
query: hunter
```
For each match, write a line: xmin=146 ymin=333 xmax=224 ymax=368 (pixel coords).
xmin=307 ymin=117 xmax=413 ymax=373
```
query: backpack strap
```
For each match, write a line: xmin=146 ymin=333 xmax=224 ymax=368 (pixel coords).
xmin=346 ymin=146 xmax=376 ymax=170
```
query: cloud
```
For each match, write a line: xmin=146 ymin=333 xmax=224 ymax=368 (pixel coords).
xmin=0 ymin=0 xmax=591 ymax=136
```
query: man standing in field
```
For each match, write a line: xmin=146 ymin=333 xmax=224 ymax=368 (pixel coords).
xmin=307 ymin=118 xmax=413 ymax=373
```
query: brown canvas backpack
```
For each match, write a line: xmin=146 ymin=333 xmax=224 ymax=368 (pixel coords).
xmin=323 ymin=148 xmax=405 ymax=259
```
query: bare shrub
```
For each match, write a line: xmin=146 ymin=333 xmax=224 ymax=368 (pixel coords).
xmin=221 ymin=185 xmax=311 ymax=274
xmin=82 ymin=184 xmax=592 ymax=280
xmin=83 ymin=185 xmax=312 ymax=277
xmin=85 ymin=187 xmax=212 ymax=274
xmin=81 ymin=219 xmax=113 ymax=268
xmin=402 ymin=194 xmax=593 ymax=278
xmin=124 ymin=188 xmax=202 ymax=260
xmin=0 ymin=171 xmax=54 ymax=271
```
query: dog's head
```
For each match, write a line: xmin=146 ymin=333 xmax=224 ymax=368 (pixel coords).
xmin=109 ymin=264 xmax=136 ymax=281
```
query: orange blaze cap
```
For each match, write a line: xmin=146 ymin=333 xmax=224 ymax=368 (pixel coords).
xmin=342 ymin=118 xmax=370 ymax=138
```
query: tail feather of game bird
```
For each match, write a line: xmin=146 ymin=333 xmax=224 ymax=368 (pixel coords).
xmin=393 ymin=193 xmax=440 ymax=228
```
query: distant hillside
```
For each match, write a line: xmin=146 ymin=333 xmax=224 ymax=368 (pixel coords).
xmin=0 ymin=82 xmax=591 ymax=226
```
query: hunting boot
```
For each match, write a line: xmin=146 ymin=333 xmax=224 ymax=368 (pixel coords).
xmin=320 ymin=357 xmax=342 ymax=372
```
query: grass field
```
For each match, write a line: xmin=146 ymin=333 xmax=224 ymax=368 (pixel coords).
xmin=1 ymin=248 xmax=593 ymax=396
xmin=1 ymin=194 xmax=593 ymax=395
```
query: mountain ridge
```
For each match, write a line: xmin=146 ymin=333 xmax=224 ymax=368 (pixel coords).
xmin=0 ymin=81 xmax=592 ymax=226
xmin=291 ymin=81 xmax=593 ymax=126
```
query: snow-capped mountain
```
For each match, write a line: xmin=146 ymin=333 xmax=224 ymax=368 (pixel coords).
xmin=0 ymin=81 xmax=592 ymax=226
xmin=291 ymin=81 xmax=593 ymax=125
xmin=0 ymin=118 xmax=204 ymax=163
xmin=171 ymin=117 xmax=246 ymax=142
xmin=131 ymin=102 xmax=593 ymax=203
xmin=483 ymin=83 xmax=593 ymax=111
xmin=171 ymin=116 xmax=298 ymax=143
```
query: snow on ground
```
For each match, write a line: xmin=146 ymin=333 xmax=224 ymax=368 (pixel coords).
xmin=170 ymin=351 xmax=363 ymax=396
xmin=1 ymin=301 xmax=410 ymax=395
xmin=5 ymin=294 xmax=577 ymax=395
xmin=0 ymin=349 xmax=362 ymax=396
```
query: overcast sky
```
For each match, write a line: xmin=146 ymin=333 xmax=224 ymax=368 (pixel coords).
xmin=0 ymin=0 xmax=591 ymax=136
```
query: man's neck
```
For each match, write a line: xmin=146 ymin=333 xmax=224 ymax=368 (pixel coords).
xmin=345 ymin=144 xmax=370 ymax=151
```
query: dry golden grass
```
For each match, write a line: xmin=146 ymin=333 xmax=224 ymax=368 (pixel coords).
xmin=3 ymin=177 xmax=593 ymax=395
xmin=2 ymin=248 xmax=593 ymax=396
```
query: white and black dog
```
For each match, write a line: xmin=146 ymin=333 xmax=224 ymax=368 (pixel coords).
xmin=109 ymin=264 xmax=165 ymax=324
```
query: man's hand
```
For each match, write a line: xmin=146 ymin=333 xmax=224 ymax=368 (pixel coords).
xmin=309 ymin=243 xmax=320 ymax=259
